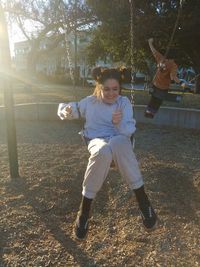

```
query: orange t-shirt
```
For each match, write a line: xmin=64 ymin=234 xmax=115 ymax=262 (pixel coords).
xmin=152 ymin=50 xmax=178 ymax=90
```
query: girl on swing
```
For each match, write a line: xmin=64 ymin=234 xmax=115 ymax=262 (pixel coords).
xmin=58 ymin=67 xmax=157 ymax=240
xmin=145 ymin=38 xmax=186 ymax=118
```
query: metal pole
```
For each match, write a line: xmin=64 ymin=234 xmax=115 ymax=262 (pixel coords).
xmin=0 ymin=4 xmax=19 ymax=178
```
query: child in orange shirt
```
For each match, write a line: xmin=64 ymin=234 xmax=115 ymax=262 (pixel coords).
xmin=145 ymin=38 xmax=185 ymax=118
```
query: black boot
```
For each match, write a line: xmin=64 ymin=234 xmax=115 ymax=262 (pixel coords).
xmin=145 ymin=95 xmax=163 ymax=118
xmin=74 ymin=196 xmax=93 ymax=240
xmin=134 ymin=186 xmax=157 ymax=231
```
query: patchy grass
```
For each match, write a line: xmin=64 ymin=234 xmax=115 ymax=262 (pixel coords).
xmin=0 ymin=81 xmax=200 ymax=109
xmin=0 ymin=82 xmax=93 ymax=106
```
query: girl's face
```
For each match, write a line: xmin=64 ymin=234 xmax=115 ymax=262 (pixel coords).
xmin=101 ymin=78 xmax=120 ymax=104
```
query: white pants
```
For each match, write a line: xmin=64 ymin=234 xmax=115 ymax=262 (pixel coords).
xmin=82 ymin=135 xmax=144 ymax=199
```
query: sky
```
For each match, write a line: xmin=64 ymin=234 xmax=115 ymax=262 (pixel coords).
xmin=8 ymin=22 xmax=29 ymax=57
xmin=8 ymin=18 xmax=44 ymax=57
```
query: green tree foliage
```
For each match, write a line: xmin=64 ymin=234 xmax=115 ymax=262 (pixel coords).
xmin=86 ymin=0 xmax=200 ymax=73
xmin=3 ymin=0 xmax=200 ymax=74
xmin=86 ymin=0 xmax=131 ymax=65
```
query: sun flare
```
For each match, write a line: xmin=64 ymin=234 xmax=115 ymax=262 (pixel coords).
xmin=0 ymin=22 xmax=4 ymax=37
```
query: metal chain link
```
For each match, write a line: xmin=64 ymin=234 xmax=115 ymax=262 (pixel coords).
xmin=59 ymin=0 xmax=77 ymax=99
xmin=164 ymin=0 xmax=184 ymax=59
xmin=129 ymin=0 xmax=135 ymax=106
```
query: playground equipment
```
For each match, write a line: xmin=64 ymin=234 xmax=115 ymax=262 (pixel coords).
xmin=2 ymin=0 xmax=192 ymax=179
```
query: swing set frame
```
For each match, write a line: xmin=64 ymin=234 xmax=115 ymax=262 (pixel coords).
xmin=1 ymin=0 xmax=187 ymax=179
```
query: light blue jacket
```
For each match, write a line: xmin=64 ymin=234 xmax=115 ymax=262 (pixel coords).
xmin=57 ymin=95 xmax=136 ymax=139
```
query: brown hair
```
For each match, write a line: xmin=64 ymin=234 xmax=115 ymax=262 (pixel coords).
xmin=92 ymin=67 xmax=125 ymax=99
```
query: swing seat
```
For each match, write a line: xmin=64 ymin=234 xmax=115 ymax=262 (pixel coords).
xmin=79 ymin=131 xmax=135 ymax=170
xmin=110 ymin=160 xmax=116 ymax=169
xmin=149 ymin=86 xmax=183 ymax=103
xmin=165 ymin=92 xmax=183 ymax=103
xmin=121 ymin=83 xmax=144 ymax=91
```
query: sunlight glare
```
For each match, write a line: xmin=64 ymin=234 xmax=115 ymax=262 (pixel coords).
xmin=0 ymin=22 xmax=4 ymax=37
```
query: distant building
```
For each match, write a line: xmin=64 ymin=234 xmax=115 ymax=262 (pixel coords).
xmin=13 ymin=30 xmax=95 ymax=80
xmin=14 ymin=41 xmax=30 ymax=71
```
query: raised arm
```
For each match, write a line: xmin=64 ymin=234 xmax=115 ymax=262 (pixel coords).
xmin=148 ymin=38 xmax=164 ymax=62
xmin=148 ymin=38 xmax=157 ymax=55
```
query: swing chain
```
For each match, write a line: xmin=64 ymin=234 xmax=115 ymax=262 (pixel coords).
xmin=129 ymin=0 xmax=135 ymax=106
xmin=59 ymin=0 xmax=79 ymax=101
xmin=164 ymin=0 xmax=184 ymax=59
xmin=60 ymin=0 xmax=75 ymax=84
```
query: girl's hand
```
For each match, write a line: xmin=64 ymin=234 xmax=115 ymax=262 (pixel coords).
xmin=148 ymin=38 xmax=153 ymax=44
xmin=112 ymin=109 xmax=122 ymax=125
xmin=63 ymin=105 xmax=72 ymax=117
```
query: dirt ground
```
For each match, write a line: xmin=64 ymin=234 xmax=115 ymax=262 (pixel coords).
xmin=0 ymin=120 xmax=200 ymax=267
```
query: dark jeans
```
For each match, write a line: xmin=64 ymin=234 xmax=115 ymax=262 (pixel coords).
xmin=147 ymin=85 xmax=168 ymax=114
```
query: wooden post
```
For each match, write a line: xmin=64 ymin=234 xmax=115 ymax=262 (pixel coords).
xmin=0 ymin=4 xmax=19 ymax=178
